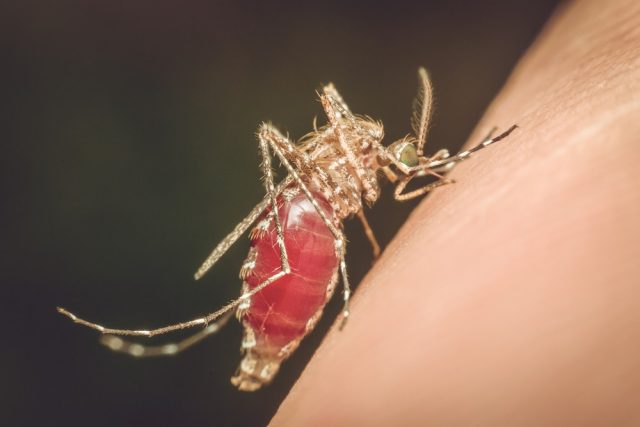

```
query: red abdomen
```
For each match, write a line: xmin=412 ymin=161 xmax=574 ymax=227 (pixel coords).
xmin=232 ymin=186 xmax=339 ymax=391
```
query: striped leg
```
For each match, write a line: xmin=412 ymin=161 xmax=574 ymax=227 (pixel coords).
xmin=427 ymin=125 xmax=518 ymax=170
xmin=57 ymin=126 xmax=298 ymax=339
xmin=100 ymin=312 xmax=233 ymax=357
xmin=394 ymin=175 xmax=455 ymax=201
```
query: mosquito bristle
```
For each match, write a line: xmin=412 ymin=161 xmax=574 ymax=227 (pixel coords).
xmin=249 ymin=227 xmax=267 ymax=241
xmin=239 ymin=264 xmax=255 ymax=280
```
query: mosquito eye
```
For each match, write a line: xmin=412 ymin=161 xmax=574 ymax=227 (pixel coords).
xmin=398 ymin=143 xmax=419 ymax=167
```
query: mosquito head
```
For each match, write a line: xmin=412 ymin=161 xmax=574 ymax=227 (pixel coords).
xmin=376 ymin=135 xmax=447 ymax=201
xmin=388 ymin=138 xmax=419 ymax=168
xmin=378 ymin=136 xmax=428 ymax=178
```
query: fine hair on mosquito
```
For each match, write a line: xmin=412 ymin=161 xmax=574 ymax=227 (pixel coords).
xmin=57 ymin=68 xmax=517 ymax=391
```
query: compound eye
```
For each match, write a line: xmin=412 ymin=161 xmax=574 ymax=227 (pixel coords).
xmin=397 ymin=143 xmax=419 ymax=167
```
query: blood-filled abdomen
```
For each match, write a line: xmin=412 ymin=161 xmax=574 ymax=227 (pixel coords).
xmin=231 ymin=186 xmax=339 ymax=391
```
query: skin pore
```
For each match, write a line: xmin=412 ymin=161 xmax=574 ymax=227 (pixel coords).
xmin=272 ymin=0 xmax=640 ymax=425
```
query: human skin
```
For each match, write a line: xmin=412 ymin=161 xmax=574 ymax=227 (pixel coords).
xmin=272 ymin=0 xmax=640 ymax=425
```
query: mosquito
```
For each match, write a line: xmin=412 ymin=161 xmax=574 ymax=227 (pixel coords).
xmin=57 ymin=68 xmax=517 ymax=391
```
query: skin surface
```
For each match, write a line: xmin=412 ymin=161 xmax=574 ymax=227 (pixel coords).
xmin=272 ymin=0 xmax=640 ymax=425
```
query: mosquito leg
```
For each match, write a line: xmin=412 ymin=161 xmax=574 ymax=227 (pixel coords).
xmin=357 ymin=210 xmax=381 ymax=260
xmin=100 ymin=312 xmax=234 ymax=357
xmin=258 ymin=124 xmax=354 ymax=327
xmin=58 ymin=259 xmax=292 ymax=337
xmin=56 ymin=260 xmax=289 ymax=338
xmin=257 ymin=126 xmax=291 ymax=276
xmin=337 ymin=241 xmax=351 ymax=330
xmin=416 ymin=149 xmax=452 ymax=175
xmin=394 ymin=176 xmax=455 ymax=201
xmin=431 ymin=148 xmax=451 ymax=161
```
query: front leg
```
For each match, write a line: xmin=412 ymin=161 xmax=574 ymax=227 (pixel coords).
xmin=394 ymin=176 xmax=455 ymax=201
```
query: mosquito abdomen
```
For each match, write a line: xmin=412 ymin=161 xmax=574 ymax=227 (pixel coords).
xmin=232 ymin=186 xmax=339 ymax=391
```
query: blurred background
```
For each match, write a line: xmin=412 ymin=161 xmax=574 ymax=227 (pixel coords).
xmin=4 ymin=1 xmax=559 ymax=425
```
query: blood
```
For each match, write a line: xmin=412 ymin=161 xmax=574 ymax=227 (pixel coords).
xmin=243 ymin=187 xmax=339 ymax=352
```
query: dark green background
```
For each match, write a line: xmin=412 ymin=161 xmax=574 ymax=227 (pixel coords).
xmin=4 ymin=1 xmax=558 ymax=425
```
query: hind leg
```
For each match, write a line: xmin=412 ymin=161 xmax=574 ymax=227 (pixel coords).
xmin=100 ymin=312 xmax=234 ymax=357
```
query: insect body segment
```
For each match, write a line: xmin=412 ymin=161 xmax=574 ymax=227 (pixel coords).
xmin=57 ymin=68 xmax=517 ymax=391
xmin=233 ymin=186 xmax=338 ymax=391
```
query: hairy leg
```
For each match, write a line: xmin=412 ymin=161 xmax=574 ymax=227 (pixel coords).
xmin=356 ymin=210 xmax=381 ymax=260
xmin=100 ymin=312 xmax=233 ymax=357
